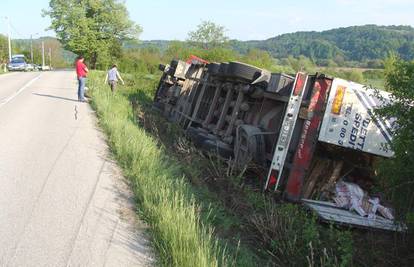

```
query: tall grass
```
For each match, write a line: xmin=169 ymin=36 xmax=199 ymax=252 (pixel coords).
xmin=87 ymin=72 xmax=229 ymax=266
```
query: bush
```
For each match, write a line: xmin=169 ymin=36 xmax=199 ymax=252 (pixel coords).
xmin=363 ymin=69 xmax=384 ymax=80
xmin=249 ymin=202 xmax=353 ymax=267
xmin=242 ymin=49 xmax=275 ymax=69
xmin=119 ymin=47 xmax=163 ymax=74
xmin=164 ymin=41 xmax=238 ymax=63
xmin=286 ymin=55 xmax=316 ymax=72
xmin=346 ymin=69 xmax=364 ymax=83
xmin=375 ymin=57 xmax=414 ymax=222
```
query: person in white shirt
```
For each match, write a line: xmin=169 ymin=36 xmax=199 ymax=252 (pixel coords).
xmin=104 ymin=64 xmax=125 ymax=93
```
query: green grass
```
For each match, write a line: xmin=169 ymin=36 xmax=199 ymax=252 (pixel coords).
xmin=87 ymin=71 xmax=232 ymax=267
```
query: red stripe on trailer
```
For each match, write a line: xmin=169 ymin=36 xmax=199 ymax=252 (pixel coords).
xmin=293 ymin=73 xmax=306 ymax=96
xmin=285 ymin=77 xmax=332 ymax=201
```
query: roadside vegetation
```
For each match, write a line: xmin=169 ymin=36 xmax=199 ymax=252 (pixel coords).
xmin=376 ymin=57 xmax=414 ymax=223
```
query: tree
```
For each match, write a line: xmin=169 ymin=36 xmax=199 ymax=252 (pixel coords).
xmin=43 ymin=0 xmax=142 ymax=69
xmin=188 ymin=21 xmax=228 ymax=49
xmin=242 ymin=49 xmax=274 ymax=69
xmin=375 ymin=56 xmax=414 ymax=223
xmin=0 ymin=34 xmax=9 ymax=64
xmin=165 ymin=41 xmax=192 ymax=60
xmin=286 ymin=55 xmax=316 ymax=72
xmin=345 ymin=69 xmax=364 ymax=83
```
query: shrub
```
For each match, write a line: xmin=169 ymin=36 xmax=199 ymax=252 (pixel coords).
xmin=375 ymin=57 xmax=414 ymax=222
xmin=249 ymin=201 xmax=353 ymax=267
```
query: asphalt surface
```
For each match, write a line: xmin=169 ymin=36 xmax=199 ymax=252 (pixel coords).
xmin=0 ymin=71 xmax=154 ymax=266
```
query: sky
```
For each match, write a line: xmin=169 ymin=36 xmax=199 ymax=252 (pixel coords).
xmin=0 ymin=0 xmax=413 ymax=41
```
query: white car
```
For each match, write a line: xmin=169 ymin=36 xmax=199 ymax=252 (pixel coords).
xmin=25 ymin=64 xmax=35 ymax=71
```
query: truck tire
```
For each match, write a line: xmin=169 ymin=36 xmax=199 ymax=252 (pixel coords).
xmin=207 ymin=63 xmax=221 ymax=75
xmin=167 ymin=59 xmax=180 ymax=76
xmin=218 ymin=63 xmax=229 ymax=76
xmin=158 ymin=64 xmax=166 ymax=72
xmin=234 ymin=125 xmax=265 ymax=170
xmin=226 ymin=62 xmax=262 ymax=81
xmin=249 ymin=87 xmax=265 ymax=99
xmin=170 ymin=59 xmax=179 ymax=68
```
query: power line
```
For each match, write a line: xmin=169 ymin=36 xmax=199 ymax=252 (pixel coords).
xmin=9 ymin=22 xmax=25 ymax=39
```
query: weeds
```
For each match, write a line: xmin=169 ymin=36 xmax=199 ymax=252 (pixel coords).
xmin=249 ymin=202 xmax=353 ymax=267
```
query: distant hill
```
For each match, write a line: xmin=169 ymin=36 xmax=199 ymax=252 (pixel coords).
xmin=230 ymin=25 xmax=414 ymax=62
xmin=129 ymin=40 xmax=170 ymax=51
xmin=140 ymin=25 xmax=414 ymax=63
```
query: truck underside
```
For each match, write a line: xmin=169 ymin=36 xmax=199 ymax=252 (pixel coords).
xmin=153 ymin=58 xmax=404 ymax=232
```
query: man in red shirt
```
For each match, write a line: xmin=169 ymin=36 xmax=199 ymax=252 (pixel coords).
xmin=75 ymin=55 xmax=89 ymax=102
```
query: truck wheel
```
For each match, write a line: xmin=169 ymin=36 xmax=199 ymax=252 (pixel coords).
xmin=218 ymin=63 xmax=229 ymax=76
xmin=170 ymin=59 xmax=179 ymax=68
xmin=207 ymin=63 xmax=221 ymax=75
xmin=226 ymin=62 xmax=262 ymax=81
xmin=234 ymin=125 xmax=265 ymax=170
xmin=158 ymin=64 xmax=166 ymax=71
xmin=249 ymin=87 xmax=265 ymax=99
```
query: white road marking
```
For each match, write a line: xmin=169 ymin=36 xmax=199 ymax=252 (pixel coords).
xmin=0 ymin=73 xmax=42 ymax=109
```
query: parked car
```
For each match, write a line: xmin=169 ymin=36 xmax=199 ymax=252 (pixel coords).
xmin=7 ymin=57 xmax=28 ymax=71
xmin=25 ymin=63 xmax=35 ymax=71
xmin=154 ymin=57 xmax=404 ymax=232
xmin=41 ymin=65 xmax=52 ymax=71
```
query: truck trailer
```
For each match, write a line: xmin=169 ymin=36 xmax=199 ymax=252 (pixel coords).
xmin=154 ymin=58 xmax=403 ymax=231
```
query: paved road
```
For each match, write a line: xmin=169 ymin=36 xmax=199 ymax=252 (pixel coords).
xmin=0 ymin=71 xmax=154 ymax=266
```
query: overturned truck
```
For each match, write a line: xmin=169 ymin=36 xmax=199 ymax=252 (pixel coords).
xmin=154 ymin=57 xmax=403 ymax=231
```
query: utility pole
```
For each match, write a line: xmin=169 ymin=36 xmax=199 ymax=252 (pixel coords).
xmin=6 ymin=16 xmax=12 ymax=62
xmin=30 ymin=33 xmax=39 ymax=64
xmin=30 ymin=34 xmax=33 ymax=63
xmin=42 ymin=41 xmax=45 ymax=68
xmin=48 ymin=47 xmax=52 ymax=69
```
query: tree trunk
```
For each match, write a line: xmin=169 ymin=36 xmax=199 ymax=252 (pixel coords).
xmin=90 ymin=52 xmax=98 ymax=69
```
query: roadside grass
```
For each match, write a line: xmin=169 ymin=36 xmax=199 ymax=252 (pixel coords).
xmin=87 ymin=71 xmax=233 ymax=267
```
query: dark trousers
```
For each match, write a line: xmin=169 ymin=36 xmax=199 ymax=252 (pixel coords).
xmin=78 ymin=77 xmax=86 ymax=101
xmin=109 ymin=80 xmax=117 ymax=93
